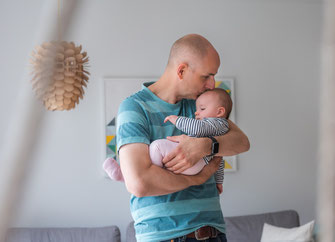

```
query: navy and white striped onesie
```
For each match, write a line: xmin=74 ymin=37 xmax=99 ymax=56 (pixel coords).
xmin=175 ymin=116 xmax=229 ymax=184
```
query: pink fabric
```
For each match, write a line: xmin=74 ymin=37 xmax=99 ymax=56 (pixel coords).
xmin=103 ymin=157 xmax=124 ymax=182
xmin=149 ymin=139 xmax=206 ymax=175
xmin=103 ymin=139 xmax=206 ymax=181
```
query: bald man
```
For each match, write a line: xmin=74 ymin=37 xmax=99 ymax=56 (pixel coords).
xmin=117 ymin=34 xmax=249 ymax=242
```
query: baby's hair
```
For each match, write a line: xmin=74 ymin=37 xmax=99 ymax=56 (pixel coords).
xmin=205 ymin=88 xmax=233 ymax=119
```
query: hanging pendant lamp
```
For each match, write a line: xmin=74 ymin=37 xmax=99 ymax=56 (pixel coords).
xmin=29 ymin=0 xmax=89 ymax=111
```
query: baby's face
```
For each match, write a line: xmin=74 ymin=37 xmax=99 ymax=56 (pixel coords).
xmin=195 ymin=91 xmax=222 ymax=120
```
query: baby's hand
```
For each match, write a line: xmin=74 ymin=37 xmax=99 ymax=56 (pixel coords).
xmin=216 ymin=184 xmax=223 ymax=194
xmin=164 ymin=115 xmax=178 ymax=125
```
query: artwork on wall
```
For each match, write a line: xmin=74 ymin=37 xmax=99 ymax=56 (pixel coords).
xmin=104 ymin=77 xmax=237 ymax=172
xmin=214 ymin=78 xmax=237 ymax=172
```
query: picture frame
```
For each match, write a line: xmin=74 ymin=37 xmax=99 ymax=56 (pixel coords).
xmin=214 ymin=77 xmax=237 ymax=172
xmin=103 ymin=77 xmax=237 ymax=173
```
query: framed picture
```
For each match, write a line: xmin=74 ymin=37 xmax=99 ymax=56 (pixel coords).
xmin=104 ymin=77 xmax=155 ymax=162
xmin=104 ymin=77 xmax=237 ymax=172
xmin=214 ymin=78 xmax=237 ymax=172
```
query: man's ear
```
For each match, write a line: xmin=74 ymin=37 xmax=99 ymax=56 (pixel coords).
xmin=217 ymin=107 xmax=226 ymax=117
xmin=177 ymin=63 xmax=187 ymax=80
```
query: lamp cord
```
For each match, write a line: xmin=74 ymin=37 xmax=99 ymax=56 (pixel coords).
xmin=58 ymin=0 xmax=61 ymax=41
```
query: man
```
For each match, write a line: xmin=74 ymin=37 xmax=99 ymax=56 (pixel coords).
xmin=117 ymin=34 xmax=250 ymax=241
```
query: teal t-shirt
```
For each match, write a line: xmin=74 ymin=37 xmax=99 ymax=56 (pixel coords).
xmin=117 ymin=82 xmax=225 ymax=242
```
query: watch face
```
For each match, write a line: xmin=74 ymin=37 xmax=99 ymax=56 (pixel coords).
xmin=212 ymin=142 xmax=219 ymax=154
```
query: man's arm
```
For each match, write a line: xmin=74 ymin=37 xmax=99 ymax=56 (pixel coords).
xmin=119 ymin=143 xmax=222 ymax=197
xmin=163 ymin=119 xmax=250 ymax=173
xmin=215 ymin=119 xmax=250 ymax=156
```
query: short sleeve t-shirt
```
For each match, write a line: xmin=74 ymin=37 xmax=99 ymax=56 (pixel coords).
xmin=117 ymin=82 xmax=225 ymax=242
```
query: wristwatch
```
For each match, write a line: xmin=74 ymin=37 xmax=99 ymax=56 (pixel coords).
xmin=208 ymin=136 xmax=219 ymax=156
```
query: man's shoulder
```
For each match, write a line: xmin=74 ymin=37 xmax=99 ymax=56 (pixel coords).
xmin=119 ymin=89 xmax=151 ymax=112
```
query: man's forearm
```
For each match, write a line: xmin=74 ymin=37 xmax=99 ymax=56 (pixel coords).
xmin=215 ymin=120 xmax=250 ymax=156
xmin=199 ymin=121 xmax=250 ymax=157
xmin=119 ymin=143 xmax=218 ymax=197
xmin=124 ymin=164 xmax=200 ymax=197
xmin=215 ymin=131 xmax=249 ymax=156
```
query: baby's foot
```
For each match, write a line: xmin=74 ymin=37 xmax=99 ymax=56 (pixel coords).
xmin=216 ymin=183 xmax=223 ymax=194
xmin=103 ymin=157 xmax=124 ymax=182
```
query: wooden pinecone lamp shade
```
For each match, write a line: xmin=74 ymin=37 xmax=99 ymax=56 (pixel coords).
xmin=30 ymin=41 xmax=89 ymax=111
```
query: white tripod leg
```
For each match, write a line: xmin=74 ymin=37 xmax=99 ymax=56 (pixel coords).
xmin=0 ymin=1 xmax=78 ymax=241
xmin=318 ymin=1 xmax=335 ymax=242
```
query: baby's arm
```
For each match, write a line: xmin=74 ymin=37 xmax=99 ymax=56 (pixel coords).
xmin=164 ymin=115 xmax=178 ymax=125
xmin=215 ymin=161 xmax=225 ymax=194
xmin=175 ymin=117 xmax=229 ymax=137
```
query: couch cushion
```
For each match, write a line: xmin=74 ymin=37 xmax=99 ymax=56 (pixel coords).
xmin=260 ymin=221 xmax=314 ymax=242
xmin=5 ymin=226 xmax=121 ymax=242
xmin=225 ymin=210 xmax=300 ymax=242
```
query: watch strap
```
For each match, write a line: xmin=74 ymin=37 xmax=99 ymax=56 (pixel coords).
xmin=208 ymin=136 xmax=219 ymax=156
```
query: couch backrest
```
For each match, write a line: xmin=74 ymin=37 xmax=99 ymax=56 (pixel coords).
xmin=126 ymin=222 xmax=137 ymax=242
xmin=225 ymin=210 xmax=300 ymax=242
xmin=5 ymin=226 xmax=121 ymax=242
xmin=126 ymin=210 xmax=300 ymax=242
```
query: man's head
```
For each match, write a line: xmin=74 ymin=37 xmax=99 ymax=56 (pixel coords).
xmin=195 ymin=88 xmax=233 ymax=120
xmin=166 ymin=34 xmax=220 ymax=100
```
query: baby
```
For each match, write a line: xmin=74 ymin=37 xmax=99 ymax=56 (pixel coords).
xmin=103 ymin=88 xmax=232 ymax=194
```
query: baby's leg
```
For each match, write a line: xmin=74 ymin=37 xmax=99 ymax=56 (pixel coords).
xmin=103 ymin=157 xmax=124 ymax=182
xmin=182 ymin=159 xmax=206 ymax=175
xmin=149 ymin=139 xmax=206 ymax=175
xmin=149 ymin=139 xmax=178 ymax=167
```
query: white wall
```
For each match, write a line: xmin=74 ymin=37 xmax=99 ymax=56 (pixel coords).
xmin=0 ymin=0 xmax=322 ymax=241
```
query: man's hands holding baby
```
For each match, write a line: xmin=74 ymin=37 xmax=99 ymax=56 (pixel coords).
xmin=163 ymin=115 xmax=213 ymax=174
xmin=162 ymin=135 xmax=214 ymax=173
xmin=163 ymin=116 xmax=222 ymax=193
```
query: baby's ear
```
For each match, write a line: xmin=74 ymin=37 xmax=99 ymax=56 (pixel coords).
xmin=217 ymin=107 xmax=226 ymax=117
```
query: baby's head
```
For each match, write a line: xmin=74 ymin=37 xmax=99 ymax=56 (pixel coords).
xmin=195 ymin=88 xmax=232 ymax=120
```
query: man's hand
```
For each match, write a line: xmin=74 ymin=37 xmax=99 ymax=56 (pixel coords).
xmin=162 ymin=135 xmax=211 ymax=173
xmin=164 ymin=115 xmax=178 ymax=125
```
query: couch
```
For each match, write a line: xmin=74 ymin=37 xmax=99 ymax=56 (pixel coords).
xmin=5 ymin=210 xmax=300 ymax=242
xmin=126 ymin=210 xmax=300 ymax=242
xmin=5 ymin=226 xmax=121 ymax=242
